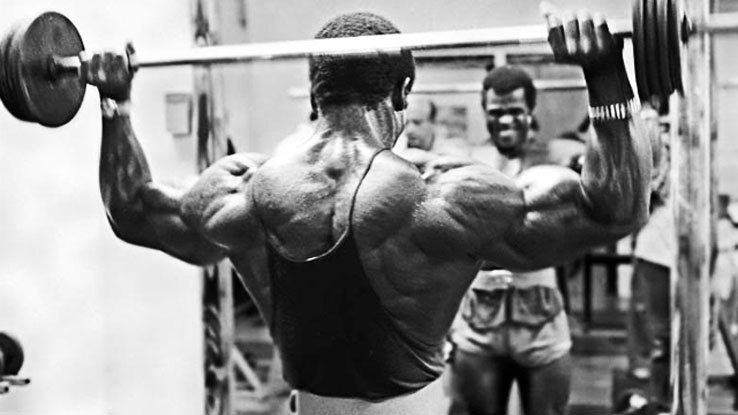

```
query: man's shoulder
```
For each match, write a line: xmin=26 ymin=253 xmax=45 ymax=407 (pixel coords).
xmin=200 ymin=153 xmax=269 ymax=180
xmin=363 ymin=150 xmax=426 ymax=198
xmin=352 ymin=151 xmax=427 ymax=235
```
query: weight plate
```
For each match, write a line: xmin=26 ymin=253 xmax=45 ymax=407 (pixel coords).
xmin=657 ymin=0 xmax=674 ymax=96
xmin=0 ymin=333 xmax=24 ymax=376
xmin=0 ymin=27 xmax=29 ymax=121
xmin=18 ymin=12 xmax=86 ymax=127
xmin=645 ymin=0 xmax=664 ymax=99
xmin=7 ymin=24 xmax=34 ymax=122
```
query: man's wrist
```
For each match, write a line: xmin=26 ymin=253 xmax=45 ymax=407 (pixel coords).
xmin=583 ymin=58 xmax=634 ymax=107
xmin=100 ymin=98 xmax=132 ymax=119
xmin=588 ymin=98 xmax=641 ymax=123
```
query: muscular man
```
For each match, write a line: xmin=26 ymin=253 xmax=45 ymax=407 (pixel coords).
xmin=445 ymin=66 xmax=577 ymax=415
xmin=86 ymin=8 xmax=650 ymax=415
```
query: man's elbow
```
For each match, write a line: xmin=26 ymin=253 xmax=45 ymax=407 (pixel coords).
xmin=106 ymin=217 xmax=224 ymax=266
xmin=586 ymin=193 xmax=650 ymax=236
xmin=106 ymin=215 xmax=157 ymax=248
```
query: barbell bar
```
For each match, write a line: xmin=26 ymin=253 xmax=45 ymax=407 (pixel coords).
xmin=3 ymin=0 xmax=738 ymax=128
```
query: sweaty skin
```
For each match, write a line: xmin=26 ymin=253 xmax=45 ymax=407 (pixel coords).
xmin=91 ymin=8 xmax=651 ymax=411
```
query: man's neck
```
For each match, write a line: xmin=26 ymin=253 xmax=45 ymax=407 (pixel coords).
xmin=316 ymin=102 xmax=396 ymax=148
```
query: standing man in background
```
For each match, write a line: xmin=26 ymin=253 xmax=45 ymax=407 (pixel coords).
xmin=395 ymin=95 xmax=472 ymax=165
xmin=402 ymin=95 xmax=438 ymax=151
xmin=446 ymin=65 xmax=575 ymax=415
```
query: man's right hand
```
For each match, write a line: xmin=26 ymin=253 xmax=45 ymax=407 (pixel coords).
xmin=82 ymin=43 xmax=136 ymax=102
xmin=540 ymin=2 xmax=623 ymax=74
xmin=540 ymin=2 xmax=633 ymax=107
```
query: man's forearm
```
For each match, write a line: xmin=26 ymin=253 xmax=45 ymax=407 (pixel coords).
xmin=99 ymin=109 xmax=154 ymax=238
xmin=581 ymin=67 xmax=651 ymax=228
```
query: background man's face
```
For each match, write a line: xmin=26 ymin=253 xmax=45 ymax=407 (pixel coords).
xmin=484 ymin=88 xmax=531 ymax=158
xmin=404 ymin=98 xmax=435 ymax=151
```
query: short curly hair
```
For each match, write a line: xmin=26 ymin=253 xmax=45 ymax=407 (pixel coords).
xmin=481 ymin=66 xmax=536 ymax=111
xmin=309 ymin=12 xmax=416 ymax=110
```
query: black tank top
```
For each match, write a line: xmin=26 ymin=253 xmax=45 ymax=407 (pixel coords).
xmin=257 ymin=149 xmax=444 ymax=399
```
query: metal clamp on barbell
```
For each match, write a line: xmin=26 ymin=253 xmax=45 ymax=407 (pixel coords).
xmin=48 ymin=48 xmax=139 ymax=81
xmin=48 ymin=54 xmax=82 ymax=80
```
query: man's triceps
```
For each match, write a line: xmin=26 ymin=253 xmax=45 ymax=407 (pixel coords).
xmin=137 ymin=182 xmax=228 ymax=265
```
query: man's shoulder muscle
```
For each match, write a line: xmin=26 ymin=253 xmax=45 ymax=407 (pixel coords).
xmin=181 ymin=153 xmax=262 ymax=247
xmin=419 ymin=164 xmax=524 ymax=260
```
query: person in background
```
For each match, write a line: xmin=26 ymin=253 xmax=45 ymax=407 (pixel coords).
xmin=445 ymin=65 xmax=577 ymax=415
xmin=626 ymin=102 xmax=673 ymax=411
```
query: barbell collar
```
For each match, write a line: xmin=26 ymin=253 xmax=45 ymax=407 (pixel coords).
xmin=49 ymin=54 xmax=81 ymax=79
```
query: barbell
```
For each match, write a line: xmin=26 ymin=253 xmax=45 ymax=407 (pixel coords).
xmin=1 ymin=0 xmax=737 ymax=127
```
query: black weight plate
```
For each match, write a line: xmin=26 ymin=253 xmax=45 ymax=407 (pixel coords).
xmin=18 ymin=12 xmax=86 ymax=127
xmin=645 ymin=0 xmax=664 ymax=99
xmin=0 ymin=333 xmax=24 ymax=375
xmin=7 ymin=24 xmax=34 ymax=122
xmin=0 ymin=27 xmax=28 ymax=121
xmin=657 ymin=0 xmax=674 ymax=97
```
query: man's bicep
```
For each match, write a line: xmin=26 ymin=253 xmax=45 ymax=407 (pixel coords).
xmin=488 ymin=166 xmax=634 ymax=271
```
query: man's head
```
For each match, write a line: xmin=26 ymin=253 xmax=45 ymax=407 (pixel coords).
xmin=481 ymin=66 xmax=536 ymax=158
xmin=404 ymin=96 xmax=437 ymax=151
xmin=308 ymin=13 xmax=415 ymax=114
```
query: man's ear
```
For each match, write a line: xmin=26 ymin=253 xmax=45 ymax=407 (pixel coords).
xmin=391 ymin=77 xmax=412 ymax=112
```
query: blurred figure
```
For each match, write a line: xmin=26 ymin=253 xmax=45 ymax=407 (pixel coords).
xmin=626 ymin=102 xmax=673 ymax=409
xmin=396 ymin=96 xmax=472 ymax=164
xmin=393 ymin=96 xmax=440 ymax=173
xmin=404 ymin=95 xmax=437 ymax=151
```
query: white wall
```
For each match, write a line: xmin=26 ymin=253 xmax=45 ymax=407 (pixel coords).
xmin=0 ymin=2 xmax=203 ymax=415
